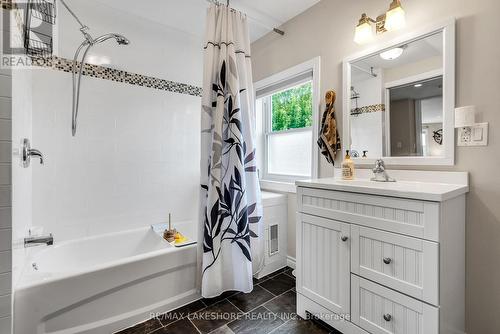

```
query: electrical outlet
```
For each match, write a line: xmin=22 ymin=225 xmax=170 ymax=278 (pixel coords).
xmin=457 ymin=123 xmax=488 ymax=146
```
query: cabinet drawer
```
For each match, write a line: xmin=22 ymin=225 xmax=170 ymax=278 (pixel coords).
xmin=297 ymin=187 xmax=440 ymax=241
xmin=351 ymin=226 xmax=439 ymax=305
xmin=351 ymin=276 xmax=438 ymax=334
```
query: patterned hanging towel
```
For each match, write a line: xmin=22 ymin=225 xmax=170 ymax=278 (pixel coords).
xmin=317 ymin=90 xmax=341 ymax=164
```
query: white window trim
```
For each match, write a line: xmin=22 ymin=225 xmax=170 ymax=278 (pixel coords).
xmin=254 ymin=57 xmax=321 ymax=193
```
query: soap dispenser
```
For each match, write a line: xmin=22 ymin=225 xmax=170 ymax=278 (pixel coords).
xmin=163 ymin=213 xmax=176 ymax=242
xmin=341 ymin=150 xmax=355 ymax=180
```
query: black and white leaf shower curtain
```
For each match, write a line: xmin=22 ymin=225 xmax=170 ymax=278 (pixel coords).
xmin=199 ymin=4 xmax=264 ymax=298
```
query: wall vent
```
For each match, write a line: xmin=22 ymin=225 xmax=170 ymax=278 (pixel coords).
xmin=269 ymin=224 xmax=279 ymax=256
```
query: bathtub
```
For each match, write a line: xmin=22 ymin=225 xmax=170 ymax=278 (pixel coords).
xmin=14 ymin=226 xmax=199 ymax=334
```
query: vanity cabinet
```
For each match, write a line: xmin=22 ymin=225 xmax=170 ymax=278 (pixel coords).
xmin=295 ymin=174 xmax=468 ymax=334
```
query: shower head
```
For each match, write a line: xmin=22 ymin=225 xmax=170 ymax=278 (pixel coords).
xmin=114 ymin=34 xmax=130 ymax=46
xmin=94 ymin=33 xmax=130 ymax=46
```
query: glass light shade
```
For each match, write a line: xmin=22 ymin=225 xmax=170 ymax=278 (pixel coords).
xmin=385 ymin=5 xmax=406 ymax=31
xmin=379 ymin=47 xmax=404 ymax=60
xmin=455 ymin=106 xmax=476 ymax=128
xmin=354 ymin=22 xmax=373 ymax=44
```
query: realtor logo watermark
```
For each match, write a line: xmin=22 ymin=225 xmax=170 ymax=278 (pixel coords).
xmin=1 ymin=0 xmax=58 ymax=69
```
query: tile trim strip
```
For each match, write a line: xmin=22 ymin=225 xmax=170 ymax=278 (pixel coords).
xmin=351 ymin=103 xmax=385 ymax=116
xmin=31 ymin=56 xmax=203 ymax=97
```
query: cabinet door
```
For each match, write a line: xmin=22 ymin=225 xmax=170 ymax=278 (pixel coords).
xmin=296 ymin=213 xmax=350 ymax=316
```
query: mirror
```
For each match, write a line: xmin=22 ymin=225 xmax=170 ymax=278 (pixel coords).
xmin=343 ymin=21 xmax=455 ymax=165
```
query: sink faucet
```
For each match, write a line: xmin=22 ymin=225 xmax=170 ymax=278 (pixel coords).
xmin=371 ymin=159 xmax=396 ymax=182
xmin=24 ymin=234 xmax=54 ymax=247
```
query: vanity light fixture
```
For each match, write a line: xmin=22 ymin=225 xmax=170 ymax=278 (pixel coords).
xmin=379 ymin=46 xmax=405 ymax=60
xmin=414 ymin=83 xmax=423 ymax=88
xmin=354 ymin=0 xmax=406 ymax=44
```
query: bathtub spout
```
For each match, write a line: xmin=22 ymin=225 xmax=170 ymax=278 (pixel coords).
xmin=24 ymin=234 xmax=54 ymax=247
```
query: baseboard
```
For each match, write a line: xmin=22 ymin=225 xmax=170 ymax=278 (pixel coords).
xmin=286 ymin=256 xmax=296 ymax=269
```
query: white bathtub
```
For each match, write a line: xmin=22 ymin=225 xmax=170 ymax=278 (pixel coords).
xmin=14 ymin=226 xmax=199 ymax=334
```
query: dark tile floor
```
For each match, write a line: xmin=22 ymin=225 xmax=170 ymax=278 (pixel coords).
xmin=116 ymin=267 xmax=341 ymax=334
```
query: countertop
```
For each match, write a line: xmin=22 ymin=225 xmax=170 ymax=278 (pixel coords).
xmin=296 ymin=177 xmax=469 ymax=202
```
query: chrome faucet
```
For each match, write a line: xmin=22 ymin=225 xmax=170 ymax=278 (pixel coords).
xmin=24 ymin=234 xmax=54 ymax=247
xmin=371 ymin=159 xmax=396 ymax=182
xmin=22 ymin=138 xmax=44 ymax=167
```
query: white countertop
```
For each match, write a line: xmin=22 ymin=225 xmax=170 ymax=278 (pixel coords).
xmin=296 ymin=172 xmax=469 ymax=202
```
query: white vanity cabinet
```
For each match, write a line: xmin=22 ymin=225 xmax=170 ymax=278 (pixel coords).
xmin=295 ymin=173 xmax=468 ymax=334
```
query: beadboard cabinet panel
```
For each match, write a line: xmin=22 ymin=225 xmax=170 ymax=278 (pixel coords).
xmin=296 ymin=213 xmax=350 ymax=316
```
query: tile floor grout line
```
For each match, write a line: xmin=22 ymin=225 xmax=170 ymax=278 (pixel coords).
xmin=258 ymin=284 xmax=277 ymax=297
xmin=266 ymin=318 xmax=293 ymax=334
xmin=189 ymin=317 xmax=203 ymax=334
xmin=225 ymin=298 xmax=246 ymax=315
xmin=261 ymin=286 xmax=295 ymax=308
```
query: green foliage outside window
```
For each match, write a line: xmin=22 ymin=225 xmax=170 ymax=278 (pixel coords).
xmin=271 ymin=82 xmax=313 ymax=132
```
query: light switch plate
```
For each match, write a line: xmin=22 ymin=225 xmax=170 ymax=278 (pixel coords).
xmin=457 ymin=123 xmax=488 ymax=146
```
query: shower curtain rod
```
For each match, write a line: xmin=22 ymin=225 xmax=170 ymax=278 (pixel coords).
xmin=205 ymin=0 xmax=285 ymax=36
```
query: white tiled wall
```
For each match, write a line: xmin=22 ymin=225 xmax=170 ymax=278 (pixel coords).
xmin=31 ymin=70 xmax=201 ymax=241
xmin=0 ymin=66 xmax=12 ymax=334
xmin=28 ymin=2 xmax=203 ymax=242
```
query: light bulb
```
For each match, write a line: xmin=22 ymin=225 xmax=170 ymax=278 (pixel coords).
xmin=354 ymin=14 xmax=373 ymax=44
xmin=385 ymin=0 xmax=406 ymax=31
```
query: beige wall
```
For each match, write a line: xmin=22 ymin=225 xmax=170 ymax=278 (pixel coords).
xmin=251 ymin=1 xmax=500 ymax=333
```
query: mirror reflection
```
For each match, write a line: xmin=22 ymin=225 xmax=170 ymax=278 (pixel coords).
xmin=349 ymin=31 xmax=444 ymax=158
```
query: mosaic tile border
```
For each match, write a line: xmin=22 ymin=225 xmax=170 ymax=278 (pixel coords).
xmin=31 ymin=56 xmax=203 ymax=97
xmin=1 ymin=0 xmax=15 ymax=10
xmin=351 ymin=103 xmax=385 ymax=116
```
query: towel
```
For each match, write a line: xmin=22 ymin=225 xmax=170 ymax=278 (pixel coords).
xmin=317 ymin=90 xmax=341 ymax=164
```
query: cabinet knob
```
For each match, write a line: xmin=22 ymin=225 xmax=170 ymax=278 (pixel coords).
xmin=341 ymin=236 xmax=348 ymax=242
xmin=383 ymin=257 xmax=392 ymax=264
xmin=383 ymin=314 xmax=392 ymax=322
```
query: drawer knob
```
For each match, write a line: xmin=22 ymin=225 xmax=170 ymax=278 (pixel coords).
xmin=341 ymin=236 xmax=348 ymax=242
xmin=383 ymin=257 xmax=392 ymax=264
xmin=383 ymin=314 xmax=392 ymax=322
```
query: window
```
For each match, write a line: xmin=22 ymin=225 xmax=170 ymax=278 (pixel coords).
xmin=255 ymin=58 xmax=319 ymax=187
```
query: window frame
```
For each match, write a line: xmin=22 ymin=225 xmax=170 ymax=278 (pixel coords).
xmin=254 ymin=57 xmax=320 ymax=190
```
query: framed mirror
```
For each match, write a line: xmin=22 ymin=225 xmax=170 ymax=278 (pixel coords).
xmin=343 ymin=19 xmax=455 ymax=165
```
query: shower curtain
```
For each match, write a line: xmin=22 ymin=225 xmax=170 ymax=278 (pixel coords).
xmin=199 ymin=4 xmax=263 ymax=298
